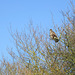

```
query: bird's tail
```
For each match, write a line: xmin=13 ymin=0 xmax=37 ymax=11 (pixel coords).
xmin=54 ymin=35 xmax=61 ymax=42
xmin=54 ymin=37 xmax=59 ymax=42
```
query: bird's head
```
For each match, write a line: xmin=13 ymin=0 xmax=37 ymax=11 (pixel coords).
xmin=50 ymin=29 xmax=52 ymax=31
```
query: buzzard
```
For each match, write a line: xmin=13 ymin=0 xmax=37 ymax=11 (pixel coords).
xmin=50 ymin=29 xmax=59 ymax=42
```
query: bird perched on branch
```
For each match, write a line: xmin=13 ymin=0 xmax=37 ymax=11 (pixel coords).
xmin=50 ymin=29 xmax=59 ymax=42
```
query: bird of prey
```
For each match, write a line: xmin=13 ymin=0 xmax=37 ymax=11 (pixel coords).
xmin=50 ymin=29 xmax=59 ymax=42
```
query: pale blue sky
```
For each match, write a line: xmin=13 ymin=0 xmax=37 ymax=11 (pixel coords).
xmin=0 ymin=0 xmax=72 ymax=60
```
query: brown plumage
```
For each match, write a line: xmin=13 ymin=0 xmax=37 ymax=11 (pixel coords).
xmin=50 ymin=29 xmax=59 ymax=42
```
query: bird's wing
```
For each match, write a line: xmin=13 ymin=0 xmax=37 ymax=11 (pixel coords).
xmin=52 ymin=31 xmax=57 ymax=37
